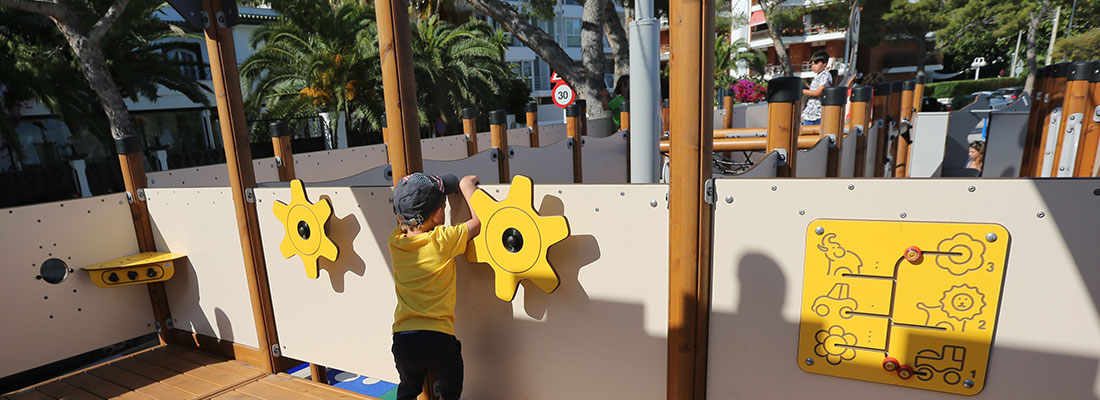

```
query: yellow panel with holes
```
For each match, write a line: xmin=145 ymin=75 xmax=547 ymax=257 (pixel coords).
xmin=798 ymin=220 xmax=1010 ymax=396
xmin=82 ymin=252 xmax=184 ymax=288
xmin=465 ymin=175 xmax=570 ymax=301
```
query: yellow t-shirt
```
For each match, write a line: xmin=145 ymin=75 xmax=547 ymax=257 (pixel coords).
xmin=388 ymin=223 xmax=469 ymax=335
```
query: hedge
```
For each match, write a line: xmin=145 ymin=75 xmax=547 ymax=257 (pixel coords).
xmin=925 ymin=77 xmax=1025 ymax=99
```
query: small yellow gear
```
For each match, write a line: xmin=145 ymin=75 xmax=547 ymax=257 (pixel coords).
xmin=939 ymin=284 xmax=985 ymax=322
xmin=272 ymin=180 xmax=338 ymax=279
xmin=465 ymin=175 xmax=569 ymax=301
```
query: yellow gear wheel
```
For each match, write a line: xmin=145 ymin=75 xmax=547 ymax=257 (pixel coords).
xmin=272 ymin=180 xmax=338 ymax=279
xmin=465 ymin=175 xmax=569 ymax=301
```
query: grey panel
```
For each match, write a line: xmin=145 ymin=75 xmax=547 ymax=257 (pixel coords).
xmin=982 ymin=97 xmax=1031 ymax=177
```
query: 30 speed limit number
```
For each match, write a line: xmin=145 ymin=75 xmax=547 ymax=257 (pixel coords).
xmin=552 ymin=83 xmax=575 ymax=108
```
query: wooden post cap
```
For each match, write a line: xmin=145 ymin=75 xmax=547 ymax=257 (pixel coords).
xmin=1051 ymin=62 xmax=1070 ymax=78
xmin=915 ymin=74 xmax=929 ymax=85
xmin=269 ymin=121 xmax=290 ymax=137
xmin=902 ymin=80 xmax=917 ymax=91
xmin=1090 ymin=61 xmax=1100 ymax=83
xmin=823 ymin=86 xmax=849 ymax=106
xmin=462 ymin=107 xmax=477 ymax=120
xmin=525 ymin=102 xmax=538 ymax=113
xmin=874 ymin=82 xmax=892 ymax=95
xmin=766 ymin=76 xmax=803 ymax=103
xmin=489 ymin=109 xmax=507 ymax=125
xmin=850 ymin=85 xmax=873 ymax=103
xmin=115 ymin=135 xmax=141 ymax=155
xmin=566 ymin=104 xmax=582 ymax=117
xmin=1068 ymin=61 xmax=1093 ymax=81
xmin=621 ymin=100 xmax=629 ymax=112
xmin=576 ymin=99 xmax=586 ymax=112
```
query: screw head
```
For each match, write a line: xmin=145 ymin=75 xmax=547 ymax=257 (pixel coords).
xmin=771 ymin=185 xmax=777 ymax=191
xmin=799 ymin=209 xmax=805 ymax=215
xmin=805 ymin=358 xmax=814 ymax=366
xmin=900 ymin=212 xmax=908 ymax=218
xmin=725 ymin=195 xmax=734 ymax=204
xmin=650 ymin=200 xmax=658 ymax=208
xmin=1037 ymin=211 xmax=1046 ymax=218
xmin=815 ymin=227 xmax=824 ymax=235
xmin=1093 ymin=188 xmax=1100 ymax=196
xmin=848 ymin=184 xmax=855 ymax=190
xmin=963 ymin=379 xmax=974 ymax=388
xmin=986 ymin=233 xmax=997 ymax=242
xmin=968 ymin=185 xmax=976 ymax=192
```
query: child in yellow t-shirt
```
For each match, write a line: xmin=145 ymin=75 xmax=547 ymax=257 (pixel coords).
xmin=388 ymin=172 xmax=480 ymax=400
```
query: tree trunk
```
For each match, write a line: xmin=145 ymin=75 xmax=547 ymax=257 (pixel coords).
xmin=581 ymin=0 xmax=610 ymax=119
xmin=602 ymin=0 xmax=630 ymax=84
xmin=1024 ymin=0 xmax=1047 ymax=94
xmin=761 ymin=3 xmax=792 ymax=76
xmin=54 ymin=23 xmax=137 ymax=140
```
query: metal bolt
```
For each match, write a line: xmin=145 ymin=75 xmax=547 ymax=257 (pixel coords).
xmin=1037 ymin=211 xmax=1045 ymax=218
xmin=848 ymin=184 xmax=855 ymax=191
xmin=900 ymin=212 xmax=907 ymax=218
xmin=771 ymin=185 xmax=777 ymax=191
xmin=1059 ymin=166 xmax=1066 ymax=171
xmin=725 ymin=195 xmax=734 ymax=204
xmin=650 ymin=200 xmax=658 ymax=208
xmin=805 ymin=358 xmax=814 ymax=366
xmin=963 ymin=379 xmax=974 ymax=388
xmin=595 ymin=208 xmax=600 ymax=212
xmin=799 ymin=210 xmax=805 ymax=215
xmin=815 ymin=227 xmax=824 ymax=235
xmin=986 ymin=233 xmax=997 ymax=242
xmin=620 ymin=192 xmax=625 ymax=197
xmin=1094 ymin=188 xmax=1100 ymax=196
xmin=968 ymin=185 xmax=976 ymax=192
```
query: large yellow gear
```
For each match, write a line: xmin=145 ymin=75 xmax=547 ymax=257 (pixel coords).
xmin=272 ymin=180 xmax=339 ymax=279
xmin=465 ymin=175 xmax=569 ymax=301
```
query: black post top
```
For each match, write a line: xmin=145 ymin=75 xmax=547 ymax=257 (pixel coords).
xmin=902 ymin=80 xmax=917 ymax=91
xmin=566 ymin=104 xmax=581 ymax=117
xmin=1067 ymin=61 xmax=1092 ymax=81
xmin=269 ymin=121 xmax=290 ymax=138
xmin=874 ymin=82 xmax=892 ymax=95
xmin=822 ymin=86 xmax=849 ymax=106
xmin=621 ymin=100 xmax=630 ymax=112
xmin=850 ymin=85 xmax=873 ymax=103
xmin=766 ymin=76 xmax=803 ymax=103
xmin=525 ymin=102 xmax=538 ymax=113
xmin=489 ymin=110 xmax=507 ymax=125
xmin=462 ymin=107 xmax=477 ymax=120
xmin=114 ymin=135 xmax=141 ymax=155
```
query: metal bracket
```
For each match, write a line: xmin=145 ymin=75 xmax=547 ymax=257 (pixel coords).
xmin=567 ymin=138 xmax=574 ymax=149
xmin=527 ymin=126 xmax=534 ymax=135
xmin=201 ymin=11 xmax=210 ymax=29
xmin=622 ymin=130 xmax=630 ymax=140
xmin=703 ymin=178 xmax=716 ymax=205
xmin=154 ymin=320 xmax=161 ymax=331
xmin=1093 ymin=105 xmax=1100 ymax=122
xmin=775 ymin=149 xmax=789 ymax=166
xmin=1057 ymin=113 xmax=1084 ymax=177
xmin=853 ymin=125 xmax=864 ymax=137
xmin=136 ymin=189 xmax=146 ymax=202
xmin=383 ymin=164 xmax=393 ymax=182
xmin=271 ymin=344 xmax=282 ymax=357
xmin=245 ymin=188 xmax=255 ymax=203
xmin=165 ymin=318 xmax=175 ymax=329
xmin=824 ymin=134 xmax=837 ymax=147
xmin=508 ymin=146 xmax=515 ymax=159
xmin=275 ymin=156 xmax=284 ymax=167
xmin=490 ymin=148 xmax=499 ymax=162
xmin=125 ymin=191 xmax=134 ymax=204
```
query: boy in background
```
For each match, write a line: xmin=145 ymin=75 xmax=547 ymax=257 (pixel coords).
xmin=389 ymin=172 xmax=481 ymax=400
xmin=802 ymin=50 xmax=833 ymax=125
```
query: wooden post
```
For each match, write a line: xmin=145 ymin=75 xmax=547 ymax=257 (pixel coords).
xmin=526 ymin=102 xmax=540 ymax=147
xmin=662 ymin=98 xmax=671 ymax=134
xmin=872 ymin=83 xmax=891 ymax=177
xmin=1021 ymin=66 xmax=1050 ymax=175
xmin=1032 ymin=62 xmax=1069 ymax=176
xmin=200 ymin=0 xmax=277 ymax=374
xmin=115 ymin=136 xmax=172 ymax=346
xmin=894 ymin=80 xmax=916 ymax=177
xmin=822 ymin=86 xmax=847 ymax=177
xmin=887 ymin=81 xmax=903 ymax=174
xmin=270 ymin=122 xmax=296 ymax=181
xmin=850 ymin=86 xmax=872 ymax=177
xmin=767 ymin=77 xmax=803 ymax=177
xmin=913 ymin=74 xmax=927 ymax=113
xmin=667 ymin=0 xmax=715 ymax=394
xmin=566 ymin=104 xmax=583 ymax=183
xmin=620 ymin=100 xmax=631 ymax=132
xmin=722 ymin=92 xmax=733 ymax=129
xmin=576 ymin=99 xmax=588 ymax=136
xmin=1078 ymin=61 xmax=1100 ymax=177
xmin=489 ymin=110 xmax=510 ymax=184
xmin=376 ymin=0 xmax=423 ymax=180
xmin=462 ymin=107 xmax=478 ymax=157
xmin=1050 ymin=62 xmax=1092 ymax=176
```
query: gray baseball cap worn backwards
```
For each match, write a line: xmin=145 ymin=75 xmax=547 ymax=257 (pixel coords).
xmin=392 ymin=172 xmax=459 ymax=227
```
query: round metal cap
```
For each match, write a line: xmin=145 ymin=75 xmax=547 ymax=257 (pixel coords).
xmin=462 ymin=107 xmax=477 ymax=120
xmin=874 ymin=82 xmax=892 ymax=95
xmin=850 ymin=85 xmax=873 ymax=103
xmin=489 ymin=109 xmax=507 ymax=125
xmin=822 ymin=86 xmax=849 ymax=106
xmin=114 ymin=135 xmax=141 ymax=155
xmin=269 ymin=121 xmax=290 ymax=138
xmin=766 ymin=76 xmax=803 ymax=103
xmin=1068 ymin=61 xmax=1092 ymax=81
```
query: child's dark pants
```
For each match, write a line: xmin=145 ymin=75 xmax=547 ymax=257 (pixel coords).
xmin=392 ymin=330 xmax=463 ymax=400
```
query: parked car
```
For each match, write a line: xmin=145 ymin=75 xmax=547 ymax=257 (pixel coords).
xmin=990 ymin=86 xmax=1024 ymax=109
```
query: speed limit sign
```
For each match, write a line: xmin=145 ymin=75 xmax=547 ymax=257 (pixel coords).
xmin=552 ymin=82 xmax=575 ymax=108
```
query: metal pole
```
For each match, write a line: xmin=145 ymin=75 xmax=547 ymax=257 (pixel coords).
xmin=1011 ymin=30 xmax=1023 ymax=77
xmin=628 ymin=17 xmax=661 ymax=182
xmin=1046 ymin=6 xmax=1060 ymax=65
xmin=1066 ymin=0 xmax=1077 ymax=38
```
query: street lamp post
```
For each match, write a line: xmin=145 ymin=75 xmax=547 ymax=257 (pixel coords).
xmin=971 ymin=57 xmax=988 ymax=80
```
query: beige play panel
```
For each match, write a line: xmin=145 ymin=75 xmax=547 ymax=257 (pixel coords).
xmin=799 ymin=220 xmax=1010 ymax=395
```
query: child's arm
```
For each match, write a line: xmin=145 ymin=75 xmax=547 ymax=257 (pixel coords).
xmin=459 ymin=175 xmax=481 ymax=238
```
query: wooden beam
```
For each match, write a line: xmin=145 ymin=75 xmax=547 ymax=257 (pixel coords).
xmin=269 ymin=122 xmax=296 ymax=181
xmin=821 ymin=86 xmax=847 ymax=177
xmin=849 ymin=86 xmax=873 ymax=177
xmin=872 ymin=83 xmax=891 ymax=177
xmin=1078 ymin=62 xmax=1100 ymax=177
xmin=722 ymin=94 xmax=733 ymax=129
xmin=765 ymin=77 xmax=802 ymax=177
xmin=1051 ymin=62 xmax=1091 ymax=176
xmin=462 ymin=108 xmax=478 ymax=157
xmin=1032 ymin=62 xmax=1069 ymax=177
xmin=376 ymin=0 xmax=423 ymax=180
xmin=1021 ymin=66 xmax=1051 ymax=175
xmin=659 ymin=135 xmax=821 ymax=153
xmin=201 ymin=0 xmax=277 ymax=374
xmin=894 ymin=80 xmax=915 ymax=177
xmin=526 ymin=102 xmax=541 ymax=147
xmin=489 ymin=110 xmax=510 ymax=184
xmin=566 ymin=104 xmax=583 ymax=183
xmin=667 ymin=0 xmax=715 ymax=395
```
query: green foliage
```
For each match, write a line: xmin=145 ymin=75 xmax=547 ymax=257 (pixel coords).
xmin=714 ymin=37 xmax=765 ymax=89
xmin=925 ymin=77 xmax=1025 ymax=98
xmin=0 ymin=0 xmax=210 ymax=155
xmin=1053 ymin=27 xmax=1100 ymax=61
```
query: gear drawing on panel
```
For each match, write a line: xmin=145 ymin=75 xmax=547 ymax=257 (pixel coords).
xmin=814 ymin=325 xmax=858 ymax=365
xmin=935 ymin=233 xmax=987 ymax=276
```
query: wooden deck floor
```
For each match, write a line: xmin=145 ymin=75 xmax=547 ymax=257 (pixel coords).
xmin=4 ymin=346 xmax=378 ymax=400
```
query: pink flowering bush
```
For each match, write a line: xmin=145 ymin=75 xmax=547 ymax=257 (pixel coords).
xmin=729 ymin=79 xmax=766 ymax=104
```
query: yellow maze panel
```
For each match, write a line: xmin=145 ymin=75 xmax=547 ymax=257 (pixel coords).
xmin=798 ymin=220 xmax=1010 ymax=396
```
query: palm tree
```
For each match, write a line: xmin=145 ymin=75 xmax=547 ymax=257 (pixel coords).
xmin=715 ymin=36 xmax=766 ymax=89
xmin=241 ymin=0 xmax=383 ymax=146
xmin=411 ymin=16 xmax=524 ymax=135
